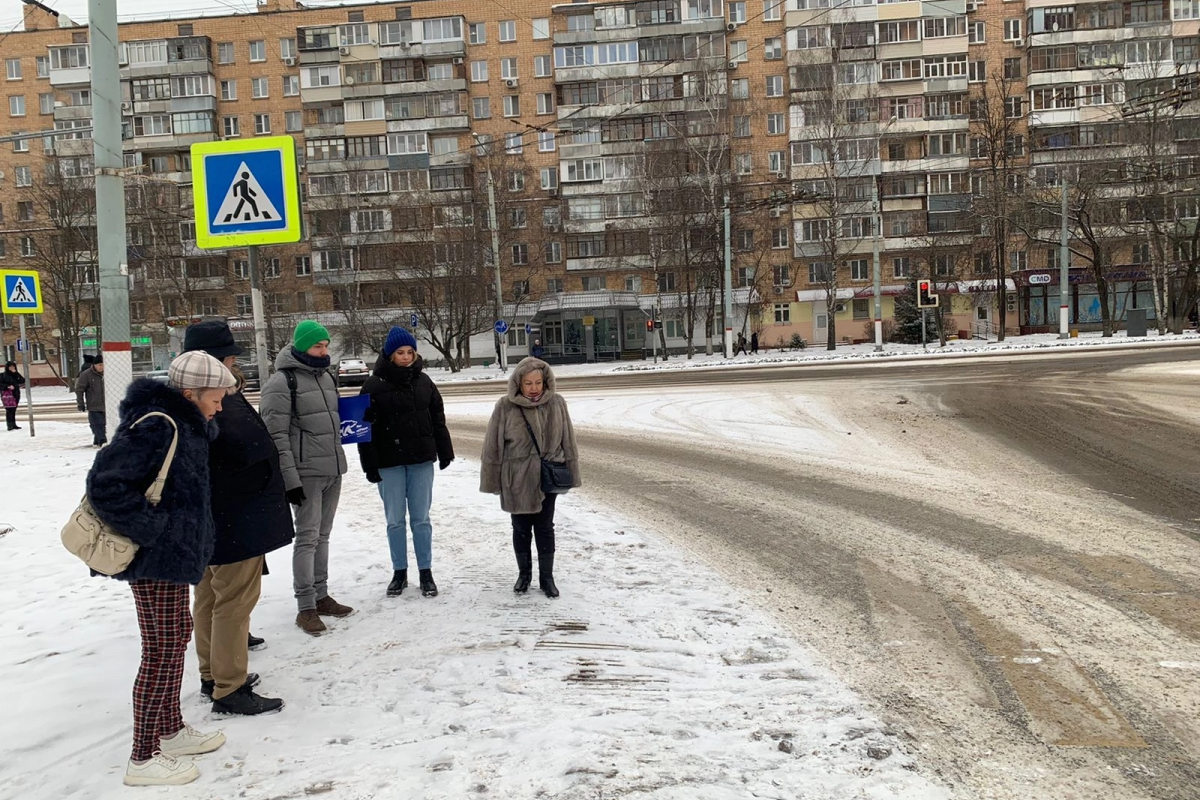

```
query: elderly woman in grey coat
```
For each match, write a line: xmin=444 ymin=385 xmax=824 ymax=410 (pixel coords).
xmin=481 ymin=357 xmax=581 ymax=598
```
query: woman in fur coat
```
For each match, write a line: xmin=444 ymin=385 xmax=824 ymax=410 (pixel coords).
xmin=480 ymin=357 xmax=581 ymax=597
xmin=85 ymin=351 xmax=236 ymax=787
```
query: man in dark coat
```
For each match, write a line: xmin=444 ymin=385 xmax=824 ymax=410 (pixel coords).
xmin=750 ymin=331 xmax=759 ymax=354
xmin=184 ymin=321 xmax=292 ymax=716
xmin=75 ymin=355 xmax=107 ymax=446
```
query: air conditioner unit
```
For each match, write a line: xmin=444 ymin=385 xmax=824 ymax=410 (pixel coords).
xmin=548 ymin=188 xmax=559 ymax=198
xmin=773 ymin=286 xmax=783 ymax=296
xmin=283 ymin=56 xmax=297 ymax=66
xmin=727 ymin=60 xmax=739 ymax=70
xmin=339 ymin=46 xmax=351 ymax=55
xmin=120 ymin=101 xmax=133 ymax=114
xmin=726 ymin=22 xmax=738 ymax=31
xmin=398 ymin=41 xmax=411 ymax=49
xmin=965 ymin=1 xmax=978 ymax=11
xmin=834 ymin=302 xmax=846 ymax=313
xmin=770 ymin=207 xmax=782 ymax=218
xmin=774 ymin=170 xmax=786 ymax=179
xmin=452 ymin=57 xmax=464 ymax=65
xmin=1013 ymin=38 xmax=1024 ymax=48
xmin=505 ymin=78 xmax=519 ymax=88
xmin=344 ymin=75 xmax=356 ymax=85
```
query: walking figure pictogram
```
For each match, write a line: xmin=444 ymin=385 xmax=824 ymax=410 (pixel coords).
xmin=224 ymin=171 xmax=272 ymax=223
xmin=9 ymin=279 xmax=32 ymax=305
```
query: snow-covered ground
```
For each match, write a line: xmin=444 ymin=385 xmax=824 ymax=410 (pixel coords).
xmin=426 ymin=328 xmax=1200 ymax=384
xmin=1 ymin=423 xmax=946 ymax=800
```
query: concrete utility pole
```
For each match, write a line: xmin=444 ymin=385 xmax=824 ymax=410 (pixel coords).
xmin=247 ymin=246 xmax=271 ymax=379
xmin=91 ymin=0 xmax=131 ymax=438
xmin=871 ymin=179 xmax=883 ymax=352
xmin=19 ymin=317 xmax=35 ymax=435
xmin=722 ymin=192 xmax=733 ymax=359
xmin=1059 ymin=176 xmax=1070 ymax=339
xmin=480 ymin=143 xmax=507 ymax=373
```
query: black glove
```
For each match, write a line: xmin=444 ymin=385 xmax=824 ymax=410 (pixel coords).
xmin=439 ymin=458 xmax=454 ymax=471
xmin=286 ymin=487 xmax=306 ymax=506
xmin=366 ymin=469 xmax=382 ymax=484
xmin=77 ymin=402 xmax=86 ymax=412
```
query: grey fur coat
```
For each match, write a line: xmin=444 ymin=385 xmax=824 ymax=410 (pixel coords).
xmin=480 ymin=357 xmax=582 ymax=514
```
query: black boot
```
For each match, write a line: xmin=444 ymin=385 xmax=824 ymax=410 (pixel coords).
xmin=212 ymin=683 xmax=284 ymax=716
xmin=539 ymin=553 xmax=559 ymax=598
xmin=387 ymin=569 xmax=408 ymax=597
xmin=514 ymin=550 xmax=533 ymax=593
xmin=419 ymin=568 xmax=438 ymax=597
xmin=201 ymin=672 xmax=260 ymax=699
xmin=247 ymin=632 xmax=265 ymax=651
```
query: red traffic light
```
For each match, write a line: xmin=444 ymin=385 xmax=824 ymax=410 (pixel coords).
xmin=646 ymin=319 xmax=655 ymax=331
xmin=917 ymin=280 xmax=939 ymax=308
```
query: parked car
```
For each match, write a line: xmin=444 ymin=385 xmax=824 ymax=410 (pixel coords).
xmin=336 ymin=358 xmax=370 ymax=387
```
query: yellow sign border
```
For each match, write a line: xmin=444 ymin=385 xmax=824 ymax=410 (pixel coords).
xmin=0 ymin=269 xmax=44 ymax=314
xmin=192 ymin=135 xmax=302 ymax=249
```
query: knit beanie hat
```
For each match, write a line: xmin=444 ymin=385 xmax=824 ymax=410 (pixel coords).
xmin=168 ymin=351 xmax=237 ymax=391
xmin=383 ymin=326 xmax=418 ymax=357
xmin=292 ymin=320 xmax=331 ymax=353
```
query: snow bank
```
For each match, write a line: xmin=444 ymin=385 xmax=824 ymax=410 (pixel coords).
xmin=1 ymin=423 xmax=945 ymax=799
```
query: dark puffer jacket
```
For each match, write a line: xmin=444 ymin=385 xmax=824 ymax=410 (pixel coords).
xmin=357 ymin=353 xmax=454 ymax=473
xmin=86 ymin=379 xmax=218 ymax=585
xmin=209 ymin=391 xmax=294 ymax=565
xmin=0 ymin=363 xmax=25 ymax=403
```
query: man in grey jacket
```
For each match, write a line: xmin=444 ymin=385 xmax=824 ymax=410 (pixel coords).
xmin=74 ymin=356 xmax=107 ymax=446
xmin=259 ymin=320 xmax=352 ymax=636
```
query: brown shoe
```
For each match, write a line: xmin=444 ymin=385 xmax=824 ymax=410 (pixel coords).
xmin=315 ymin=595 xmax=354 ymax=618
xmin=295 ymin=609 xmax=326 ymax=636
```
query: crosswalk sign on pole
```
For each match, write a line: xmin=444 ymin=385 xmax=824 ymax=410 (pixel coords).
xmin=192 ymin=136 xmax=302 ymax=248
xmin=0 ymin=270 xmax=43 ymax=314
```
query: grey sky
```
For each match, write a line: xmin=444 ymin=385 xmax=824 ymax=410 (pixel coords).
xmin=2 ymin=0 xmax=358 ymax=33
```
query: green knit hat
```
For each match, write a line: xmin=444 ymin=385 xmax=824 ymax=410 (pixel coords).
xmin=292 ymin=320 xmax=331 ymax=353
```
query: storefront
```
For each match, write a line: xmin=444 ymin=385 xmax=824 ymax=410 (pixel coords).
xmin=530 ymin=291 xmax=645 ymax=363
xmin=1015 ymin=269 xmax=1156 ymax=333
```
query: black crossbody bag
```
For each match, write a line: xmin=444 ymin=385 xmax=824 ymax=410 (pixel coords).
xmin=520 ymin=408 xmax=573 ymax=494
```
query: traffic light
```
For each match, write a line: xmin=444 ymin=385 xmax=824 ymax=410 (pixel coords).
xmin=917 ymin=279 xmax=939 ymax=308
xmin=646 ymin=319 xmax=655 ymax=332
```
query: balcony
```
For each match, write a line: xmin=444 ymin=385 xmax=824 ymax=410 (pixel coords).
xmin=381 ymin=78 xmax=467 ymax=97
xmin=300 ymin=86 xmax=344 ymax=104
xmin=924 ymin=76 xmax=969 ymax=94
xmin=385 ymin=115 xmax=469 ymax=133
xmin=53 ymin=104 xmax=92 ymax=122
xmin=566 ymin=255 xmax=652 ymax=272
xmin=50 ymin=66 xmax=91 ymax=87
xmin=313 ymin=268 xmax=395 ymax=286
xmin=128 ymin=131 xmax=217 ymax=151
xmin=53 ymin=138 xmax=93 ymax=157
xmin=378 ymin=40 xmax=466 ymax=61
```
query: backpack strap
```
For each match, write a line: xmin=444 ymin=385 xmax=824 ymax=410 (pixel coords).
xmin=283 ymin=368 xmax=299 ymax=422
xmin=130 ymin=411 xmax=179 ymax=506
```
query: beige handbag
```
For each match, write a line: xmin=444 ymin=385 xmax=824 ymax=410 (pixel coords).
xmin=61 ymin=412 xmax=179 ymax=576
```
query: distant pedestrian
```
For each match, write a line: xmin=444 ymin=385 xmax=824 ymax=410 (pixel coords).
xmin=75 ymin=355 xmax=107 ymax=446
xmin=1 ymin=361 xmax=25 ymax=430
xmin=531 ymin=339 xmax=545 ymax=359
xmin=735 ymin=332 xmax=748 ymax=356
xmin=750 ymin=332 xmax=759 ymax=354
xmin=481 ymin=357 xmax=581 ymax=598
xmin=358 ymin=327 xmax=455 ymax=598
xmin=260 ymin=320 xmax=352 ymax=636
xmin=184 ymin=321 xmax=291 ymax=716
xmin=85 ymin=350 xmax=236 ymax=786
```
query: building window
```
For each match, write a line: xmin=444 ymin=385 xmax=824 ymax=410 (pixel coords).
xmin=535 ymin=55 xmax=552 ymax=77
xmin=468 ymin=22 xmax=486 ymax=45
xmin=730 ymin=1 xmax=747 ymax=23
xmin=12 ymin=133 xmax=27 ymax=153
xmin=735 ymin=153 xmax=752 ymax=175
xmin=733 ymin=115 xmax=751 ymax=137
xmin=503 ymin=95 xmax=520 ymax=117
xmin=218 ymin=42 xmax=234 ymax=64
xmin=249 ymin=40 xmax=266 ymax=62
xmin=730 ymin=40 xmax=748 ymax=62
xmin=9 ymin=96 xmax=25 ymax=117
xmin=545 ymin=242 xmax=562 ymax=263
xmin=892 ymin=257 xmax=910 ymax=278
xmin=765 ymin=75 xmax=783 ymax=96
xmin=537 ymin=93 xmax=554 ymax=114
xmin=764 ymin=38 xmax=782 ymax=60
xmin=283 ymin=75 xmax=299 ymax=96
xmin=657 ymin=272 xmax=676 ymax=292
xmin=472 ymin=97 xmax=490 ymax=119
xmin=505 ymin=132 xmax=523 ymax=154
xmin=538 ymin=131 xmax=555 ymax=151
xmin=6 ymin=59 xmax=22 ymax=80
xmin=773 ymin=303 xmax=790 ymax=323
xmin=221 ymin=80 xmax=236 ymax=101
xmin=540 ymin=167 xmax=558 ymax=189
xmin=1003 ymin=57 xmax=1022 ymax=79
xmin=731 ymin=78 xmax=749 ymax=100
xmin=764 ymin=0 xmax=782 ymax=20
xmin=499 ymin=20 xmax=516 ymax=42
xmin=969 ymin=21 xmax=985 ymax=43
xmin=19 ymin=237 xmax=35 ymax=257
xmin=223 ymin=116 xmax=240 ymax=137
xmin=508 ymin=171 xmax=526 ymax=192
xmin=35 ymin=56 xmax=48 ymax=78
xmin=766 ymin=113 xmax=785 ymax=134
xmin=15 ymin=166 xmax=31 ymax=186
xmin=37 ymin=93 xmax=53 ymax=115
xmin=1004 ymin=96 xmax=1024 ymax=118
xmin=285 ymin=110 xmax=302 ymax=132
xmin=533 ymin=18 xmax=550 ymax=39
xmin=583 ymin=276 xmax=607 ymax=291
xmin=471 ymin=60 xmax=488 ymax=82
xmin=280 ymin=37 xmax=296 ymax=58
xmin=511 ymin=244 xmax=529 ymax=265
xmin=1003 ymin=19 xmax=1022 ymax=40
xmin=254 ymin=113 xmax=271 ymax=134
xmin=252 ymin=77 xmax=268 ymax=98
xmin=501 ymin=58 xmax=518 ymax=79
xmin=968 ymin=60 xmax=986 ymax=82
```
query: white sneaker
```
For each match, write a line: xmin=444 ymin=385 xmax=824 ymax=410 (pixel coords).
xmin=123 ymin=752 xmax=200 ymax=786
xmin=159 ymin=724 xmax=226 ymax=756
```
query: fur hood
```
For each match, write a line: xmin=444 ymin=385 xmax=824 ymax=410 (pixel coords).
xmin=505 ymin=357 xmax=557 ymax=408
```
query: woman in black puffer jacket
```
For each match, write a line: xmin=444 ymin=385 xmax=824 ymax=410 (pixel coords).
xmin=358 ymin=327 xmax=454 ymax=598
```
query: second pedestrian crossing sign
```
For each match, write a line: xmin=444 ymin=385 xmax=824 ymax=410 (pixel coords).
xmin=0 ymin=270 xmax=43 ymax=314
xmin=192 ymin=136 xmax=301 ymax=248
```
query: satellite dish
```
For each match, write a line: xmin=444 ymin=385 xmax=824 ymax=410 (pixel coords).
xmin=1051 ymin=21 xmax=1060 ymax=31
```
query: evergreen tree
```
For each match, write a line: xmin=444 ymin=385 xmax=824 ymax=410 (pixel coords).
xmin=891 ymin=278 xmax=925 ymax=344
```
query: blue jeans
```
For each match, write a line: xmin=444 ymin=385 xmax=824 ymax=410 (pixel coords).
xmin=378 ymin=461 xmax=435 ymax=570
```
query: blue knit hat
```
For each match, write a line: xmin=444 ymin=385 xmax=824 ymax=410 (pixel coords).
xmin=384 ymin=326 xmax=417 ymax=357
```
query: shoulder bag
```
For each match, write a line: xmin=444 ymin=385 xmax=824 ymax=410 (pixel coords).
xmin=520 ymin=408 xmax=573 ymax=495
xmin=61 ymin=412 xmax=180 ymax=576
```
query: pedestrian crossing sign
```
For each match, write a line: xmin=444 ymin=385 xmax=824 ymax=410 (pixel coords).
xmin=192 ymin=136 xmax=301 ymax=248
xmin=0 ymin=270 xmax=43 ymax=314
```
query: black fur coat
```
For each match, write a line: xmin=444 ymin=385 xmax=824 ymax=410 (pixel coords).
xmin=86 ymin=379 xmax=218 ymax=585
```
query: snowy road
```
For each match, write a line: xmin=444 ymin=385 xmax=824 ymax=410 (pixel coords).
xmin=443 ymin=347 xmax=1200 ymax=800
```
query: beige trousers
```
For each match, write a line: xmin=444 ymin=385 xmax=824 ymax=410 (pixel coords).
xmin=193 ymin=556 xmax=263 ymax=701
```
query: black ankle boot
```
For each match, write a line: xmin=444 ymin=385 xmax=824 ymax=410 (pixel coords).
xmin=419 ymin=568 xmax=438 ymax=597
xmin=514 ymin=551 xmax=533 ymax=593
xmin=538 ymin=553 xmax=559 ymax=598
xmin=387 ymin=569 xmax=407 ymax=597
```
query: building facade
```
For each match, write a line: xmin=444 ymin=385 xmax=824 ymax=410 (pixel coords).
xmin=0 ymin=0 xmax=1196 ymax=381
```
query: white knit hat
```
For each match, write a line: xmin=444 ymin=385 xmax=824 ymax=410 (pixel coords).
xmin=167 ymin=351 xmax=237 ymax=391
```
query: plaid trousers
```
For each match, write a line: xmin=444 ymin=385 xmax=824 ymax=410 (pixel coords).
xmin=130 ymin=580 xmax=192 ymax=761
